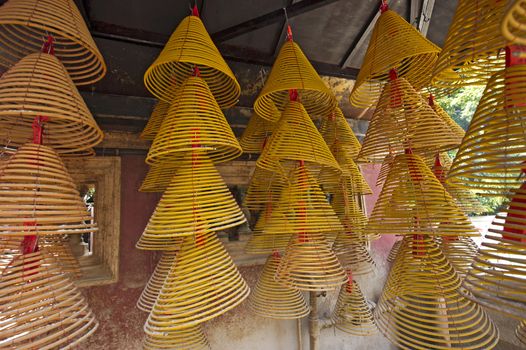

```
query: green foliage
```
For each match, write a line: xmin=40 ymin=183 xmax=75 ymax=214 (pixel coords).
xmin=436 ymin=86 xmax=485 ymax=130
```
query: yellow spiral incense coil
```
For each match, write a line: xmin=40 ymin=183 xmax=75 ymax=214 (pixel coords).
xmin=137 ymin=251 xmax=178 ymax=313
xmin=502 ymin=0 xmax=526 ymax=45
xmin=136 ymin=235 xmax=183 ymax=252
xmin=141 ymin=150 xmax=246 ymax=241
xmin=278 ymin=164 xmax=344 ymax=242
xmin=462 ymin=183 xmax=526 ymax=319
xmin=387 ymin=239 xmax=402 ymax=263
xmin=145 ymin=231 xmax=250 ymax=332
xmin=254 ymin=40 xmax=335 ymax=122
xmin=40 ymin=235 xmax=81 ymax=278
xmin=432 ymin=0 xmax=508 ymax=88
xmin=140 ymin=101 xmax=170 ymax=141
xmin=139 ymin=162 xmax=179 ymax=193
xmin=144 ymin=14 xmax=239 ymax=108
xmin=447 ymin=64 xmax=526 ymax=196
xmin=275 ymin=230 xmax=347 ymax=292
xmin=365 ymin=153 xmax=479 ymax=237
xmin=332 ymin=279 xmax=377 ymax=335
xmin=428 ymin=97 xmax=466 ymax=140
xmin=375 ymin=235 xmax=499 ymax=350
xmin=143 ymin=325 xmax=210 ymax=350
xmin=0 ymin=53 xmax=103 ymax=154
xmin=333 ymin=238 xmax=376 ymax=276
xmin=349 ymin=8 xmax=440 ymax=108
xmin=0 ymin=0 xmax=106 ymax=85
xmin=358 ymin=77 xmax=461 ymax=162
xmin=0 ymin=250 xmax=98 ymax=349
xmin=248 ymin=254 xmax=310 ymax=319
xmin=437 ymin=235 xmax=478 ymax=278
xmin=376 ymin=153 xmax=394 ymax=187
xmin=0 ymin=143 xmax=97 ymax=236
xmin=243 ymin=166 xmax=288 ymax=211
xmin=239 ymin=111 xmax=276 ymax=154
xmin=147 ymin=76 xmax=242 ymax=165
xmin=319 ymin=108 xmax=362 ymax=159
xmin=257 ymin=101 xmax=341 ymax=174
xmin=517 ymin=320 xmax=526 ymax=345
xmin=319 ymin=143 xmax=372 ymax=195
xmin=244 ymin=205 xmax=293 ymax=255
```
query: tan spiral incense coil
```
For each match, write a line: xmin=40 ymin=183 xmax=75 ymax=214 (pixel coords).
xmin=146 ymin=76 xmax=242 ymax=165
xmin=349 ymin=6 xmax=440 ymax=108
xmin=319 ymin=108 xmax=362 ymax=159
xmin=461 ymin=182 xmax=526 ymax=319
xmin=254 ymin=40 xmax=336 ymax=122
xmin=257 ymin=100 xmax=341 ymax=175
xmin=432 ymin=0 xmax=508 ymax=88
xmin=0 ymin=143 xmax=97 ymax=236
xmin=139 ymin=162 xmax=179 ymax=193
xmin=447 ymin=63 xmax=526 ymax=196
xmin=140 ymin=150 xmax=245 ymax=241
xmin=0 ymin=52 xmax=103 ymax=154
xmin=243 ymin=166 xmax=288 ymax=211
xmin=239 ymin=111 xmax=276 ymax=154
xmin=137 ymin=251 xmax=178 ymax=313
xmin=386 ymin=239 xmax=402 ymax=263
xmin=0 ymin=250 xmax=98 ymax=349
xmin=357 ymin=76 xmax=461 ymax=162
xmin=375 ymin=235 xmax=499 ymax=350
xmin=332 ymin=279 xmax=377 ymax=336
xmin=376 ymin=153 xmax=394 ymax=187
xmin=144 ymin=13 xmax=239 ymax=108
xmin=502 ymin=0 xmax=526 ymax=45
xmin=145 ymin=230 xmax=250 ymax=332
xmin=40 ymin=235 xmax=81 ymax=278
xmin=0 ymin=0 xmax=106 ymax=85
xmin=438 ymin=235 xmax=478 ymax=278
xmin=333 ymin=238 xmax=376 ymax=276
xmin=365 ymin=153 xmax=479 ymax=238
xmin=517 ymin=320 xmax=526 ymax=345
xmin=140 ymin=101 xmax=170 ymax=141
xmin=244 ymin=204 xmax=293 ymax=255
xmin=247 ymin=253 xmax=310 ymax=319
xmin=143 ymin=325 xmax=210 ymax=350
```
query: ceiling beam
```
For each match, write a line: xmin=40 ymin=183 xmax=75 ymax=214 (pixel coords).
xmin=410 ymin=0 xmax=420 ymax=27
xmin=271 ymin=0 xmax=296 ymax=57
xmin=418 ymin=0 xmax=436 ymax=36
xmin=210 ymin=0 xmax=341 ymax=43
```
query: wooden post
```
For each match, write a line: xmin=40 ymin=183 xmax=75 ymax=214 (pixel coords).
xmin=309 ymin=291 xmax=319 ymax=350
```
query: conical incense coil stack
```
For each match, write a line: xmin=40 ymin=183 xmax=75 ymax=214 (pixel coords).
xmin=319 ymin=143 xmax=372 ymax=195
xmin=247 ymin=254 xmax=309 ymax=319
xmin=438 ymin=235 xmax=478 ymax=278
xmin=143 ymin=325 xmax=210 ymax=350
xmin=375 ymin=235 xmax=499 ymax=350
xmin=139 ymin=163 xmax=179 ymax=193
xmin=0 ymin=250 xmax=98 ymax=349
xmin=146 ymin=76 xmax=242 ymax=165
xmin=40 ymin=235 xmax=81 ymax=278
xmin=0 ymin=0 xmax=106 ymax=85
xmin=387 ymin=239 xmax=402 ymax=263
xmin=349 ymin=5 xmax=440 ymax=108
xmin=424 ymin=152 xmax=453 ymax=171
xmin=257 ymin=101 xmax=341 ymax=175
xmin=275 ymin=230 xmax=347 ymax=291
xmin=447 ymin=63 xmax=526 ymax=196
xmin=243 ymin=167 xmax=288 ymax=211
xmin=145 ymin=231 xmax=250 ymax=331
xmin=358 ymin=76 xmax=461 ymax=162
xmin=137 ymin=251 xmax=178 ymax=313
xmin=427 ymin=95 xmax=466 ymax=140
xmin=319 ymin=108 xmax=362 ymax=159
xmin=136 ymin=235 xmax=183 ymax=252
xmin=332 ymin=278 xmax=377 ymax=335
xmin=462 ymin=182 xmax=526 ymax=319
xmin=0 ymin=53 xmax=103 ymax=154
xmin=144 ymin=11 xmax=239 ymax=108
xmin=239 ymin=111 xmax=276 ymax=154
xmin=365 ymin=153 xmax=479 ymax=237
xmin=432 ymin=0 xmax=508 ymax=88
xmin=0 ymin=143 xmax=97 ymax=236
xmin=278 ymin=164 xmax=344 ymax=242
xmin=140 ymin=101 xmax=170 ymax=141
xmin=244 ymin=205 xmax=293 ymax=255
xmin=517 ymin=320 xmax=526 ymax=345
xmin=140 ymin=150 xmax=246 ymax=241
xmin=330 ymin=185 xmax=368 ymax=232
xmin=376 ymin=153 xmax=394 ymax=187
xmin=333 ymin=238 xmax=376 ymax=276
xmin=254 ymin=40 xmax=335 ymax=122
xmin=502 ymin=0 xmax=526 ymax=45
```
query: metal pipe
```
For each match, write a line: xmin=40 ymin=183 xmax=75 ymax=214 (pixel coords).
xmin=297 ymin=318 xmax=303 ymax=350
xmin=309 ymin=291 xmax=319 ymax=350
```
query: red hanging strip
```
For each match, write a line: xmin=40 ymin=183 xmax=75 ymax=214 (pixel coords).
xmin=289 ymin=89 xmax=298 ymax=102
xmin=432 ymin=153 xmax=446 ymax=184
xmin=32 ymin=115 xmax=49 ymax=145
xmin=298 ymin=160 xmax=308 ymax=243
xmin=504 ymin=46 xmax=526 ymax=109
xmin=502 ymin=172 xmax=526 ymax=243
xmin=389 ymin=69 xmax=402 ymax=108
xmin=192 ymin=4 xmax=200 ymax=17
xmin=412 ymin=233 xmax=425 ymax=257
xmin=21 ymin=222 xmax=40 ymax=278
xmin=380 ymin=0 xmax=389 ymax=13
xmin=428 ymin=94 xmax=435 ymax=107
xmin=272 ymin=250 xmax=281 ymax=259
xmin=41 ymin=35 xmax=55 ymax=55
xmin=193 ymin=65 xmax=201 ymax=77
xmin=345 ymin=271 xmax=353 ymax=293
xmin=286 ymin=25 xmax=293 ymax=42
